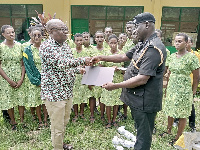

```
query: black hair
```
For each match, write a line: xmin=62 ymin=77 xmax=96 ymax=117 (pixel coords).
xmin=74 ymin=33 xmax=83 ymax=41
xmin=188 ymin=36 xmax=193 ymax=43
xmin=94 ymin=31 xmax=104 ymax=38
xmin=31 ymin=27 xmax=44 ymax=36
xmin=1 ymin=25 xmax=13 ymax=33
xmin=108 ymin=34 xmax=118 ymax=41
xmin=105 ymin=27 xmax=112 ymax=31
xmin=155 ymin=29 xmax=162 ymax=37
xmin=126 ymin=21 xmax=134 ymax=25
xmin=176 ymin=33 xmax=188 ymax=42
xmin=119 ymin=33 xmax=127 ymax=37
xmin=82 ymin=32 xmax=90 ymax=35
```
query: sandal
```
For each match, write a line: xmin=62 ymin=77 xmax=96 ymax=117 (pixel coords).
xmin=101 ymin=116 xmax=105 ymax=122
xmin=117 ymin=114 xmax=127 ymax=122
xmin=11 ymin=124 xmax=17 ymax=130
xmin=105 ymin=123 xmax=112 ymax=129
xmin=112 ymin=121 xmax=119 ymax=128
xmin=44 ymin=121 xmax=48 ymax=127
xmin=169 ymin=139 xmax=177 ymax=146
xmin=159 ymin=131 xmax=172 ymax=138
xmin=38 ymin=122 xmax=44 ymax=130
xmin=32 ymin=115 xmax=36 ymax=121
xmin=79 ymin=114 xmax=86 ymax=120
xmin=89 ymin=116 xmax=95 ymax=123
xmin=72 ymin=115 xmax=78 ymax=123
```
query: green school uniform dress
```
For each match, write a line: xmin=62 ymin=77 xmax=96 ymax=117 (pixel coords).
xmin=23 ymin=45 xmax=43 ymax=107
xmin=100 ymin=50 xmax=124 ymax=106
xmin=72 ymin=47 xmax=95 ymax=104
xmin=90 ymin=47 xmax=109 ymax=99
xmin=0 ymin=42 xmax=26 ymax=110
xmin=122 ymin=38 xmax=135 ymax=68
xmin=164 ymin=52 xmax=200 ymax=118
xmin=67 ymin=39 xmax=76 ymax=49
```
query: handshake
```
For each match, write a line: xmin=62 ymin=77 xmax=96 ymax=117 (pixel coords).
xmin=84 ymin=56 xmax=102 ymax=66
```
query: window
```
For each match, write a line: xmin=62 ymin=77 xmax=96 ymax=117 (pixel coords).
xmin=71 ymin=5 xmax=143 ymax=37
xmin=0 ymin=4 xmax=43 ymax=41
xmin=161 ymin=7 xmax=200 ymax=48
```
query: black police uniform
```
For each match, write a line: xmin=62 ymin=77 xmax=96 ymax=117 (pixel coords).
xmin=120 ymin=33 xmax=167 ymax=150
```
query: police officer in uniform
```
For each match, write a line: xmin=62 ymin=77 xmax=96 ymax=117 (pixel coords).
xmin=91 ymin=12 xmax=167 ymax=150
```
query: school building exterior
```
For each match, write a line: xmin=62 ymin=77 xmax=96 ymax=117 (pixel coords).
xmin=1 ymin=0 xmax=200 ymax=50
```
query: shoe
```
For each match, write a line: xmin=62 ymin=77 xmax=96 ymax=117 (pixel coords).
xmin=63 ymin=143 xmax=73 ymax=150
xmin=191 ymin=127 xmax=196 ymax=133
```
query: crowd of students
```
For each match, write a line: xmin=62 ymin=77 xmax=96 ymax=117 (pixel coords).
xmin=0 ymin=22 xmax=135 ymax=130
xmin=0 ymin=18 xmax=200 ymax=147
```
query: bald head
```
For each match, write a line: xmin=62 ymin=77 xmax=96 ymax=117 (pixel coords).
xmin=46 ymin=19 xmax=64 ymax=32
xmin=46 ymin=19 xmax=68 ymax=44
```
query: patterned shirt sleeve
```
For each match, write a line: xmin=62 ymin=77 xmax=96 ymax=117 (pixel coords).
xmin=40 ymin=42 xmax=85 ymax=71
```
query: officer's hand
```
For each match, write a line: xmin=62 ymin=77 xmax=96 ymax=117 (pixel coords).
xmin=102 ymin=82 xmax=116 ymax=91
xmin=90 ymin=56 xmax=101 ymax=65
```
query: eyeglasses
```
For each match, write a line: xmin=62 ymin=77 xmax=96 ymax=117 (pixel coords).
xmin=51 ymin=27 xmax=68 ymax=33
xmin=33 ymin=34 xmax=42 ymax=38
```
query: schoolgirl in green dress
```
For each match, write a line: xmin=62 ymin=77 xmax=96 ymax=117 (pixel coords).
xmin=100 ymin=34 xmax=124 ymax=128
xmin=22 ymin=26 xmax=37 ymax=120
xmin=117 ymin=33 xmax=129 ymax=122
xmin=103 ymin=27 xmax=113 ymax=49
xmin=118 ymin=33 xmax=127 ymax=51
xmin=23 ymin=27 xmax=48 ymax=128
xmin=163 ymin=33 xmax=200 ymax=144
xmin=82 ymin=32 xmax=98 ymax=123
xmin=0 ymin=25 xmax=26 ymax=130
xmin=92 ymin=31 xmax=108 ymax=122
xmin=72 ymin=33 xmax=92 ymax=122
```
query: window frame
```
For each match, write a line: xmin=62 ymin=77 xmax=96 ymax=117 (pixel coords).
xmin=0 ymin=4 xmax=43 ymax=42
xmin=71 ymin=5 xmax=144 ymax=36
xmin=161 ymin=6 xmax=200 ymax=48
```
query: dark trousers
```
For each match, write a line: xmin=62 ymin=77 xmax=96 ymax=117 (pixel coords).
xmin=189 ymin=104 xmax=195 ymax=128
xmin=131 ymin=109 xmax=157 ymax=150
